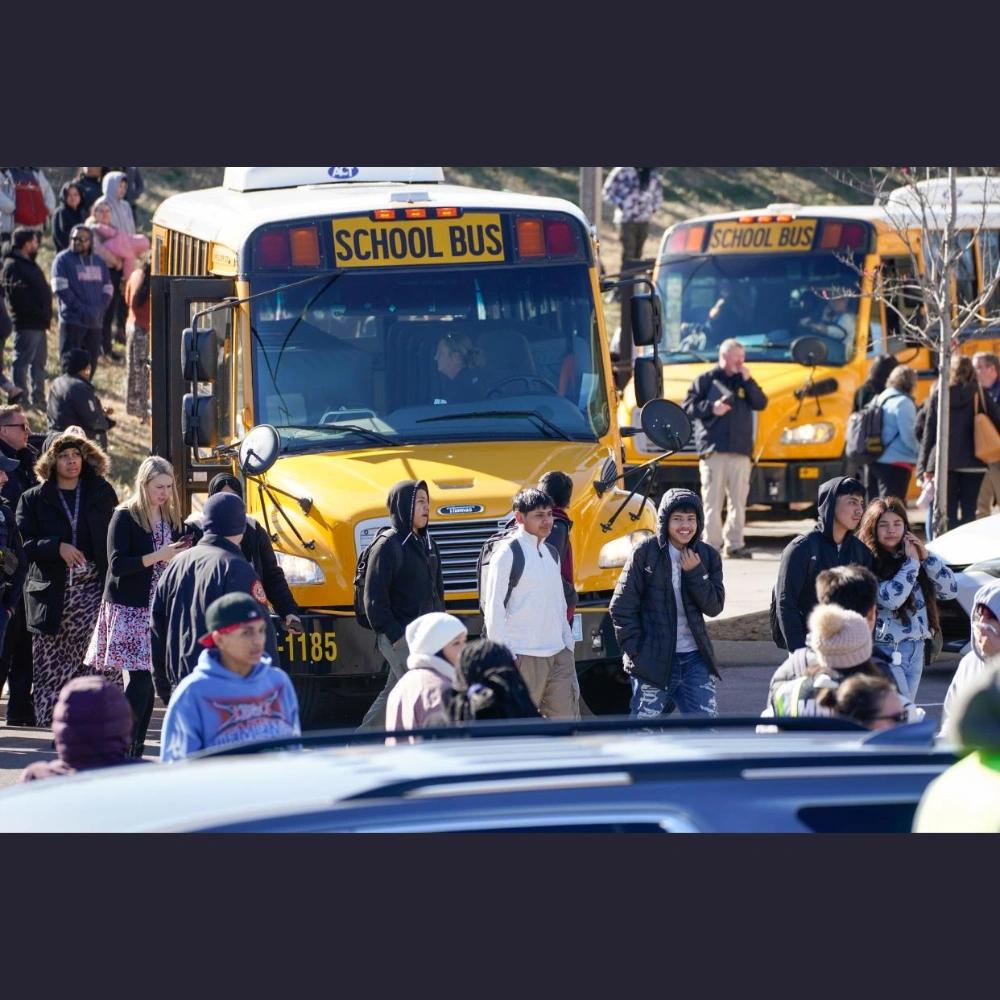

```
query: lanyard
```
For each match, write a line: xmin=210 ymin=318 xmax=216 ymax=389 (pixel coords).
xmin=57 ymin=483 xmax=82 ymax=549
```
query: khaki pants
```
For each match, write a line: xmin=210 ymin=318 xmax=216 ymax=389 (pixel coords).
xmin=699 ymin=452 xmax=752 ymax=551
xmin=516 ymin=648 xmax=580 ymax=719
xmin=976 ymin=461 xmax=1000 ymax=519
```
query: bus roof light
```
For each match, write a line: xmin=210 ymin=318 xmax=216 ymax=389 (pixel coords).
xmin=820 ymin=222 xmax=843 ymax=249
xmin=435 ymin=207 xmax=459 ymax=218
xmin=544 ymin=219 xmax=576 ymax=256
xmin=404 ymin=208 xmax=428 ymax=219
xmin=757 ymin=215 xmax=773 ymax=224
xmin=665 ymin=228 xmax=689 ymax=253
xmin=517 ymin=217 xmax=546 ymax=257
xmin=841 ymin=223 xmax=867 ymax=250
xmin=685 ymin=226 xmax=706 ymax=252
xmin=373 ymin=209 xmax=396 ymax=221
xmin=738 ymin=216 xmax=755 ymax=224
xmin=775 ymin=214 xmax=793 ymax=223
xmin=290 ymin=225 xmax=321 ymax=267
xmin=256 ymin=230 xmax=290 ymax=268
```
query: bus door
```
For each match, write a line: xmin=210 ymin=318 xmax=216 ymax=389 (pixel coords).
xmin=151 ymin=276 xmax=236 ymax=512
xmin=878 ymin=256 xmax=935 ymax=401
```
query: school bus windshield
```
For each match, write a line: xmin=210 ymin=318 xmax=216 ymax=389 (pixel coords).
xmin=249 ymin=262 xmax=610 ymax=449
xmin=656 ymin=252 xmax=866 ymax=366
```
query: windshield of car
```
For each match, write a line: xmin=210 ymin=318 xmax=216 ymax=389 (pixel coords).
xmin=656 ymin=252 xmax=866 ymax=366
xmin=250 ymin=263 xmax=610 ymax=452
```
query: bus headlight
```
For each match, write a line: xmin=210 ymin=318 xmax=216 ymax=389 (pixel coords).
xmin=274 ymin=551 xmax=326 ymax=585
xmin=598 ymin=530 xmax=655 ymax=569
xmin=780 ymin=422 xmax=835 ymax=445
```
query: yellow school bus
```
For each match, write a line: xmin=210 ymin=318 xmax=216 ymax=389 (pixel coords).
xmin=149 ymin=167 xmax=656 ymax=721
xmin=620 ymin=186 xmax=1000 ymax=509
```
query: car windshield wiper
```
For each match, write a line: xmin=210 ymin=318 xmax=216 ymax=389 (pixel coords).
xmin=417 ymin=409 xmax=573 ymax=441
xmin=663 ymin=348 xmax=713 ymax=364
xmin=282 ymin=423 xmax=401 ymax=448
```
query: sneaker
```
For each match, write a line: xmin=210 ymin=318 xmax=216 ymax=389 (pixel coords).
xmin=724 ymin=546 xmax=753 ymax=559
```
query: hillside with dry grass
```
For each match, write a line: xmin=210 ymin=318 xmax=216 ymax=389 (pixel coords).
xmin=23 ymin=166 xmax=874 ymax=497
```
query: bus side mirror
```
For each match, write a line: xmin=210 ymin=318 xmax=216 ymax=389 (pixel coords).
xmin=183 ymin=393 xmax=218 ymax=448
xmin=182 ymin=326 xmax=218 ymax=382
xmin=631 ymin=293 xmax=661 ymax=347
xmin=634 ymin=357 xmax=662 ymax=407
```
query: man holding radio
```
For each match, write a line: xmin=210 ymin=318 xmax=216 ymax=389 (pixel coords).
xmin=683 ymin=338 xmax=768 ymax=559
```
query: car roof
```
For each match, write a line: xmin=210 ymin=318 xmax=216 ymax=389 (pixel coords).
xmin=0 ymin=726 xmax=952 ymax=832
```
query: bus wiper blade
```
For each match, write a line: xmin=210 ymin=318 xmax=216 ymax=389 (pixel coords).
xmin=283 ymin=424 xmax=400 ymax=447
xmin=417 ymin=410 xmax=572 ymax=441
xmin=664 ymin=349 xmax=712 ymax=363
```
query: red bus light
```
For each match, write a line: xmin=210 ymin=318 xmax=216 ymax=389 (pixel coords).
xmin=544 ymin=219 xmax=576 ymax=256
xmin=404 ymin=208 xmax=428 ymax=219
xmin=256 ymin=230 xmax=290 ymax=268
xmin=665 ymin=228 xmax=689 ymax=253
xmin=435 ymin=207 xmax=459 ymax=218
xmin=373 ymin=209 xmax=396 ymax=220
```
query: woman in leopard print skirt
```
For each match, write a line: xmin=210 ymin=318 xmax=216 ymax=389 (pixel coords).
xmin=15 ymin=433 xmax=117 ymax=728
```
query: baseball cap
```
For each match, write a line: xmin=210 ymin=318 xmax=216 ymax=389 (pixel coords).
xmin=0 ymin=453 xmax=19 ymax=473
xmin=198 ymin=592 xmax=265 ymax=647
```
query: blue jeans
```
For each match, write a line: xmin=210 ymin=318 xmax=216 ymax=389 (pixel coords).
xmin=629 ymin=649 xmax=718 ymax=718
xmin=875 ymin=638 xmax=924 ymax=700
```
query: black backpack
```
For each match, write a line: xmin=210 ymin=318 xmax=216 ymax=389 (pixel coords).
xmin=353 ymin=526 xmax=397 ymax=630
xmin=476 ymin=521 xmax=559 ymax=636
xmin=845 ymin=396 xmax=886 ymax=463
xmin=769 ymin=533 xmax=822 ymax=650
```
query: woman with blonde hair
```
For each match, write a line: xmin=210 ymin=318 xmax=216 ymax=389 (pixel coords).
xmin=84 ymin=456 xmax=190 ymax=756
xmin=16 ymin=434 xmax=118 ymax=728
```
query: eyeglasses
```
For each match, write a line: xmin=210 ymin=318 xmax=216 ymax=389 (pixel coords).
xmin=0 ymin=423 xmax=28 ymax=431
xmin=871 ymin=710 xmax=910 ymax=724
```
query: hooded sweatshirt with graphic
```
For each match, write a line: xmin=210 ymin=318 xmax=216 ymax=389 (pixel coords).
xmin=100 ymin=171 xmax=136 ymax=237
xmin=941 ymin=580 xmax=1000 ymax=734
xmin=51 ymin=226 xmax=113 ymax=327
xmin=361 ymin=479 xmax=446 ymax=644
xmin=609 ymin=487 xmax=724 ymax=690
xmin=160 ymin=649 xmax=300 ymax=762
xmin=772 ymin=476 xmax=875 ymax=653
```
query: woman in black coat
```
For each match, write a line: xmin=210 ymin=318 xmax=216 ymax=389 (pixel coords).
xmin=84 ymin=456 xmax=190 ymax=756
xmin=15 ymin=433 xmax=117 ymax=728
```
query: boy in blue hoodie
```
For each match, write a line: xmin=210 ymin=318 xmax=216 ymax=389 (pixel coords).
xmin=160 ymin=593 xmax=300 ymax=762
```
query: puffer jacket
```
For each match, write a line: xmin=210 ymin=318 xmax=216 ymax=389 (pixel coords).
xmin=362 ymin=479 xmax=445 ymax=645
xmin=609 ymin=488 xmax=724 ymax=689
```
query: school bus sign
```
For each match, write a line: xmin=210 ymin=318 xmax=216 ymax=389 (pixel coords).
xmin=332 ymin=213 xmax=505 ymax=267
xmin=708 ymin=219 xmax=816 ymax=254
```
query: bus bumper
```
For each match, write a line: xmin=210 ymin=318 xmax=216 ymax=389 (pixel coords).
xmin=626 ymin=459 xmax=846 ymax=506
xmin=272 ymin=602 xmax=621 ymax=679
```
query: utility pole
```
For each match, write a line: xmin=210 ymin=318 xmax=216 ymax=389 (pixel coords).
xmin=579 ymin=168 xmax=602 ymax=229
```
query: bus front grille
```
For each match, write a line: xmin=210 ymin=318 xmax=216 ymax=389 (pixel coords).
xmin=428 ymin=517 xmax=509 ymax=595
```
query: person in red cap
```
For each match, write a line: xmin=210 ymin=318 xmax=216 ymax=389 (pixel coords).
xmin=159 ymin=592 xmax=300 ymax=762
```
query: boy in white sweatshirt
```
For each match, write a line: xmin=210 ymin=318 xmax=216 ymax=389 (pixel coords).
xmin=482 ymin=488 xmax=579 ymax=718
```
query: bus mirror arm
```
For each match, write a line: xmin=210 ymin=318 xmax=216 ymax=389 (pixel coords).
xmin=596 ymin=443 xmax=680 ymax=533
xmin=250 ymin=477 xmax=316 ymax=550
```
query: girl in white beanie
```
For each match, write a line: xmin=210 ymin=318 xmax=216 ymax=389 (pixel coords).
xmin=385 ymin=612 xmax=467 ymax=742
xmin=771 ymin=604 xmax=884 ymax=718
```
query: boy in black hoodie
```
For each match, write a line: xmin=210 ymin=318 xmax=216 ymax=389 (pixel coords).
xmin=358 ymin=479 xmax=445 ymax=730
xmin=771 ymin=476 xmax=875 ymax=652
xmin=609 ymin=488 xmax=724 ymax=717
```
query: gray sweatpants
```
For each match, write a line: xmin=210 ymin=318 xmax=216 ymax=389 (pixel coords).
xmin=357 ymin=633 xmax=410 ymax=731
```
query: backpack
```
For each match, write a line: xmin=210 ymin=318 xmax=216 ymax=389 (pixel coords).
xmin=353 ymin=526 xmax=397 ymax=630
xmin=845 ymin=395 xmax=886 ymax=463
xmin=9 ymin=169 xmax=47 ymax=227
xmin=476 ymin=521 xmax=559 ymax=636
xmin=769 ymin=533 xmax=823 ymax=650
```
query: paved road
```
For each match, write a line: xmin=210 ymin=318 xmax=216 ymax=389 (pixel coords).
xmin=0 ymin=508 xmax=961 ymax=790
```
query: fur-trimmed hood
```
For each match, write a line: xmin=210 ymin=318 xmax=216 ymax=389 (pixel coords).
xmin=35 ymin=433 xmax=110 ymax=481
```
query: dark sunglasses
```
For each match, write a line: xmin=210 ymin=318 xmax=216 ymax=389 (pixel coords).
xmin=0 ymin=423 xmax=28 ymax=430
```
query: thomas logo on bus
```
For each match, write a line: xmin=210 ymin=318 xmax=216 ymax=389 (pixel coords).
xmin=708 ymin=220 xmax=816 ymax=254
xmin=328 ymin=167 xmax=360 ymax=179
xmin=332 ymin=214 xmax=504 ymax=268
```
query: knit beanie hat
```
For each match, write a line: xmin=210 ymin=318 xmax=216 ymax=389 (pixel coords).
xmin=405 ymin=612 xmax=467 ymax=659
xmin=202 ymin=491 xmax=247 ymax=538
xmin=53 ymin=677 xmax=133 ymax=768
xmin=807 ymin=605 xmax=873 ymax=670
xmin=208 ymin=472 xmax=243 ymax=499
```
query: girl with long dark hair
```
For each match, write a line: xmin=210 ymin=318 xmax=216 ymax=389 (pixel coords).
xmin=858 ymin=496 xmax=957 ymax=699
